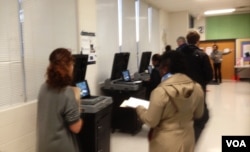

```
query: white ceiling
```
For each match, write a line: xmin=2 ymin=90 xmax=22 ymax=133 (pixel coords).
xmin=143 ymin=0 xmax=250 ymax=18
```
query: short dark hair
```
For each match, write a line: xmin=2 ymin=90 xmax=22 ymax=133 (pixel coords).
xmin=213 ymin=44 xmax=218 ymax=49
xmin=186 ymin=31 xmax=200 ymax=45
xmin=160 ymin=51 xmax=187 ymax=74
xmin=165 ymin=45 xmax=172 ymax=52
xmin=152 ymin=54 xmax=161 ymax=62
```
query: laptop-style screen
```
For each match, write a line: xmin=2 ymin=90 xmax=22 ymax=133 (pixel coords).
xmin=122 ymin=70 xmax=131 ymax=81
xmin=148 ymin=65 xmax=152 ymax=74
xmin=76 ymin=80 xmax=90 ymax=98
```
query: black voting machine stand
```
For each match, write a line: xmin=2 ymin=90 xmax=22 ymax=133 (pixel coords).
xmin=72 ymin=54 xmax=113 ymax=152
xmin=102 ymin=52 xmax=151 ymax=135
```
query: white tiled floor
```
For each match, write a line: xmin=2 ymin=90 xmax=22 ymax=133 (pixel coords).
xmin=110 ymin=80 xmax=250 ymax=152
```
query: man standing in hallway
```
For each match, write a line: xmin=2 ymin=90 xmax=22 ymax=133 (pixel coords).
xmin=176 ymin=36 xmax=188 ymax=51
xmin=178 ymin=31 xmax=213 ymax=142
xmin=210 ymin=44 xmax=231 ymax=83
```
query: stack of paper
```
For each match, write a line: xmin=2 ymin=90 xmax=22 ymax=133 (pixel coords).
xmin=120 ymin=97 xmax=149 ymax=109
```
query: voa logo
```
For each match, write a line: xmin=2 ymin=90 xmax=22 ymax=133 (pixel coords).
xmin=226 ymin=140 xmax=247 ymax=147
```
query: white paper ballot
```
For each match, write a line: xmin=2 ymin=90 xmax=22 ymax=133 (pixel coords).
xmin=120 ymin=97 xmax=149 ymax=109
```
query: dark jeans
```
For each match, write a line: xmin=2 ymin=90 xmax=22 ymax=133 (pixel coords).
xmin=213 ymin=63 xmax=221 ymax=83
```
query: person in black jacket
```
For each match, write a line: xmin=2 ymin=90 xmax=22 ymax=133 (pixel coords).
xmin=178 ymin=31 xmax=213 ymax=143
xmin=176 ymin=36 xmax=188 ymax=51
xmin=145 ymin=53 xmax=161 ymax=100
xmin=165 ymin=45 xmax=172 ymax=52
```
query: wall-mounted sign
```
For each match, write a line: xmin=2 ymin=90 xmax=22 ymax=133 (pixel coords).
xmin=198 ymin=26 xmax=204 ymax=34
xmin=81 ymin=31 xmax=96 ymax=64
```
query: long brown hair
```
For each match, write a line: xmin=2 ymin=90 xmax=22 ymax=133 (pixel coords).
xmin=46 ymin=48 xmax=74 ymax=90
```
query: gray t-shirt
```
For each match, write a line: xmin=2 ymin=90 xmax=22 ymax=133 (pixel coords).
xmin=37 ymin=83 xmax=80 ymax=152
xmin=210 ymin=50 xmax=223 ymax=63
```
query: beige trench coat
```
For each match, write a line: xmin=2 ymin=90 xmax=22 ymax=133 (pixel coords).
xmin=136 ymin=73 xmax=204 ymax=152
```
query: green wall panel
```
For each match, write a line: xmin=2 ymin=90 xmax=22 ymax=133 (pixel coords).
xmin=206 ymin=13 xmax=250 ymax=40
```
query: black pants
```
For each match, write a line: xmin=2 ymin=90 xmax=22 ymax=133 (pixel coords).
xmin=213 ymin=63 xmax=221 ymax=83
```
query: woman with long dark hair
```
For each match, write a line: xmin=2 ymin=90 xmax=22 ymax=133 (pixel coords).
xmin=37 ymin=48 xmax=83 ymax=152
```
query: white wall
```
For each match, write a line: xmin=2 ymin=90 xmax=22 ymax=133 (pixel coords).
xmin=0 ymin=101 xmax=37 ymax=152
xmin=77 ymin=0 xmax=100 ymax=94
xmin=96 ymin=0 xmax=119 ymax=90
xmin=194 ymin=16 xmax=206 ymax=41
xmin=122 ymin=0 xmax=137 ymax=74
xmin=168 ymin=11 xmax=189 ymax=49
xmin=159 ymin=9 xmax=170 ymax=53
xmin=150 ymin=7 xmax=160 ymax=55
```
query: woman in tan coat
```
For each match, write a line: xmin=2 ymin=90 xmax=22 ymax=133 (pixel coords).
xmin=136 ymin=51 xmax=204 ymax=152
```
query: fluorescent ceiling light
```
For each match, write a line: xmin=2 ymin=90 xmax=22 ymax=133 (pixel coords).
xmin=204 ymin=8 xmax=235 ymax=15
